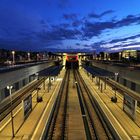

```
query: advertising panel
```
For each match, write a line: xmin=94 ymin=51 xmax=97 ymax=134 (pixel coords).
xmin=123 ymin=94 xmax=137 ymax=120
xmin=23 ymin=94 xmax=32 ymax=119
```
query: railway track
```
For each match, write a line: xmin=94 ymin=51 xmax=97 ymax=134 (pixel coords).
xmin=44 ymin=69 xmax=115 ymax=140
xmin=74 ymin=70 xmax=115 ymax=140
xmin=45 ymin=70 xmax=70 ymax=140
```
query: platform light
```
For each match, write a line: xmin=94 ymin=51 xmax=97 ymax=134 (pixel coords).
xmin=35 ymin=73 xmax=39 ymax=80
xmin=7 ymin=85 xmax=15 ymax=138
xmin=37 ymin=53 xmax=39 ymax=61
xmin=12 ymin=51 xmax=15 ymax=64
xmin=111 ymin=72 xmax=119 ymax=103
xmin=27 ymin=52 xmax=30 ymax=61
xmin=115 ymin=72 xmax=119 ymax=82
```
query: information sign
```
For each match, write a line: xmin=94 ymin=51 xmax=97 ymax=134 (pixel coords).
xmin=123 ymin=94 xmax=137 ymax=120
xmin=23 ymin=94 xmax=32 ymax=119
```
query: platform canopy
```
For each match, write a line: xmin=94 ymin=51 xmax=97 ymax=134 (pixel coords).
xmin=38 ymin=66 xmax=62 ymax=77
xmin=84 ymin=66 xmax=114 ymax=77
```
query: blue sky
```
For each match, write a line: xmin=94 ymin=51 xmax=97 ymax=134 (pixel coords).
xmin=0 ymin=0 xmax=140 ymax=52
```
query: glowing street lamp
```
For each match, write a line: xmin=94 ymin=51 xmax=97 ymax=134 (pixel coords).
xmin=37 ymin=53 xmax=39 ymax=61
xmin=7 ymin=85 xmax=15 ymax=138
xmin=115 ymin=72 xmax=119 ymax=82
xmin=43 ymin=54 xmax=45 ymax=60
xmin=12 ymin=51 xmax=15 ymax=64
xmin=35 ymin=73 xmax=39 ymax=80
xmin=111 ymin=72 xmax=119 ymax=103
xmin=114 ymin=72 xmax=119 ymax=97
xmin=27 ymin=52 xmax=30 ymax=61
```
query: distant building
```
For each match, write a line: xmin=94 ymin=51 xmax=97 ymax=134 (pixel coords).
xmin=109 ymin=52 xmax=121 ymax=61
xmin=108 ymin=50 xmax=140 ymax=62
xmin=98 ymin=52 xmax=110 ymax=60
xmin=94 ymin=50 xmax=140 ymax=63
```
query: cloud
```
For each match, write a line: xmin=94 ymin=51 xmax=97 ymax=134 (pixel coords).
xmin=109 ymin=34 xmax=140 ymax=44
xmin=76 ymin=43 xmax=80 ymax=46
xmin=88 ymin=10 xmax=114 ymax=18
xmin=82 ymin=14 xmax=140 ymax=39
xmin=72 ymin=20 xmax=81 ymax=27
xmin=109 ymin=43 xmax=140 ymax=51
xmin=63 ymin=13 xmax=82 ymax=27
xmin=82 ymin=20 xmax=117 ymax=39
xmin=84 ymin=44 xmax=90 ymax=47
xmin=38 ymin=27 xmax=82 ymax=41
xmin=63 ymin=13 xmax=77 ymax=20
xmin=0 ymin=3 xmax=140 ymax=52
xmin=51 ymin=23 xmax=71 ymax=29
xmin=90 ymin=33 xmax=140 ymax=52
xmin=116 ymin=15 xmax=140 ymax=27
xmin=101 ymin=10 xmax=114 ymax=16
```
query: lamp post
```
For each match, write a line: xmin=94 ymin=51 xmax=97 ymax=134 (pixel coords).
xmin=7 ymin=86 xmax=15 ymax=138
xmin=43 ymin=54 xmax=45 ymax=60
xmin=35 ymin=73 xmax=39 ymax=80
xmin=114 ymin=72 xmax=118 ymax=97
xmin=37 ymin=53 xmax=39 ymax=61
xmin=111 ymin=73 xmax=118 ymax=103
xmin=104 ymin=77 xmax=107 ymax=90
xmin=48 ymin=73 xmax=52 ymax=92
xmin=98 ymin=77 xmax=100 ymax=89
xmin=35 ymin=73 xmax=42 ymax=102
xmin=12 ymin=51 xmax=15 ymax=64
xmin=115 ymin=72 xmax=118 ymax=82
xmin=36 ymin=87 xmax=41 ymax=102
xmin=27 ymin=52 xmax=30 ymax=61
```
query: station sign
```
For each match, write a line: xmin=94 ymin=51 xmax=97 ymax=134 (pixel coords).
xmin=23 ymin=94 xmax=32 ymax=120
xmin=123 ymin=94 xmax=137 ymax=120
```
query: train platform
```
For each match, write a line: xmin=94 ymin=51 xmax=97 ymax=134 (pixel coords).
xmin=80 ymin=68 xmax=140 ymax=140
xmin=67 ymin=70 xmax=86 ymax=140
xmin=0 ymin=69 xmax=65 ymax=140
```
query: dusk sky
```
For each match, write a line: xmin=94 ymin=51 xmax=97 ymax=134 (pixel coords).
xmin=0 ymin=0 xmax=140 ymax=52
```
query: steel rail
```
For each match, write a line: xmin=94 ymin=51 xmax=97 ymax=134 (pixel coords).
xmin=75 ymin=70 xmax=115 ymax=140
xmin=45 ymin=70 xmax=69 ymax=140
